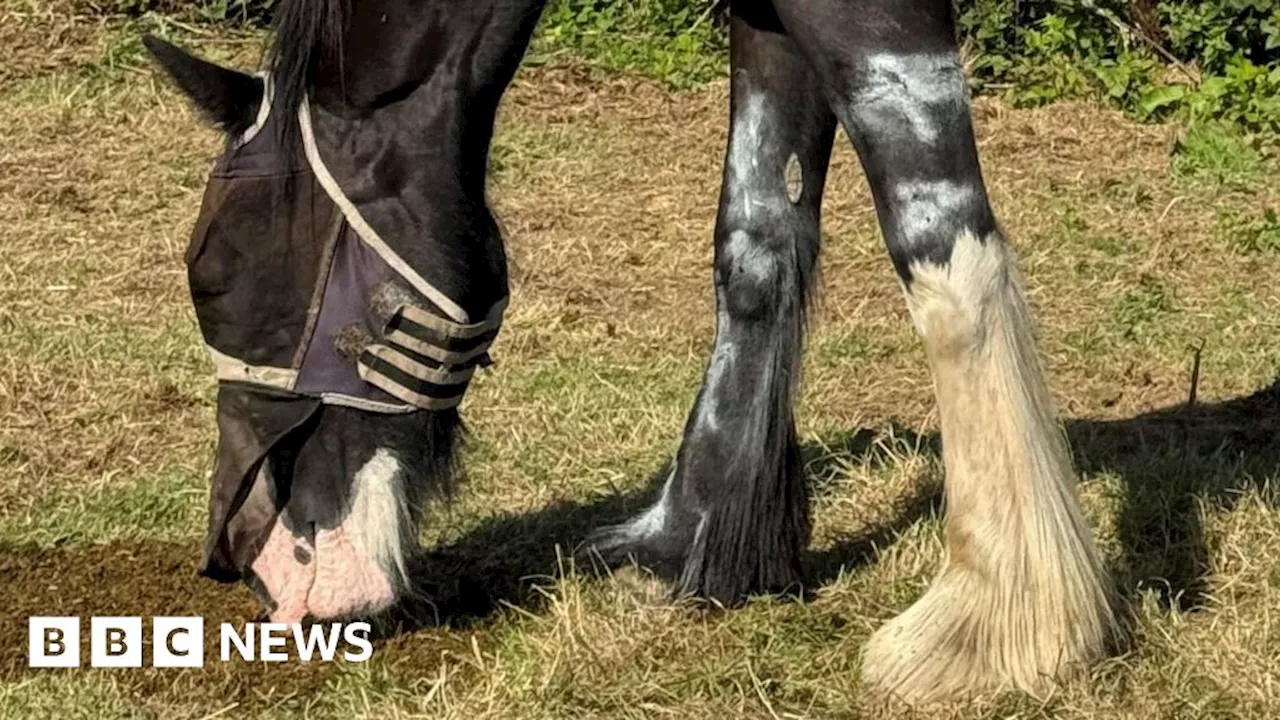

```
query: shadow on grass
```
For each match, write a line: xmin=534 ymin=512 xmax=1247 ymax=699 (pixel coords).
xmin=389 ymin=373 xmax=1279 ymax=634
xmin=390 ymin=488 xmax=650 ymax=632
xmin=1068 ymin=374 xmax=1280 ymax=610
xmin=387 ymin=430 xmax=939 ymax=633
xmin=797 ymin=373 xmax=1280 ymax=613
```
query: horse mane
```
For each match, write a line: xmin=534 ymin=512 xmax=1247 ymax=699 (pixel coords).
xmin=268 ymin=0 xmax=347 ymax=153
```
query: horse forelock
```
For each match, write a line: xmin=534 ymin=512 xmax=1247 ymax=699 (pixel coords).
xmin=269 ymin=0 xmax=348 ymax=156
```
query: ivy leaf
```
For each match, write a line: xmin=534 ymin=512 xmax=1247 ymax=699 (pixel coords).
xmin=1138 ymin=85 xmax=1187 ymax=117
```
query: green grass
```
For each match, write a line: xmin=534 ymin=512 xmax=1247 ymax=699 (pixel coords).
xmin=1111 ymin=274 xmax=1177 ymax=342
xmin=0 ymin=469 xmax=208 ymax=545
xmin=0 ymin=676 xmax=150 ymax=719
xmin=1171 ymin=122 xmax=1265 ymax=187
xmin=1218 ymin=207 xmax=1280 ymax=255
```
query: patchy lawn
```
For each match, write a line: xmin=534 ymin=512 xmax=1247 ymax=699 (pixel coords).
xmin=1 ymin=3 xmax=1279 ymax=718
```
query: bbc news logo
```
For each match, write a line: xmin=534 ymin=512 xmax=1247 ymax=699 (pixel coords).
xmin=28 ymin=617 xmax=373 ymax=668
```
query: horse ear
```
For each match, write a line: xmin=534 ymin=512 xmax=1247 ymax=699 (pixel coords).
xmin=143 ymin=36 xmax=263 ymax=137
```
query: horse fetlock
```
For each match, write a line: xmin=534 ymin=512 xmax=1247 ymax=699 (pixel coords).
xmin=862 ymin=560 xmax=1022 ymax=701
xmin=586 ymin=467 xmax=702 ymax=573
xmin=589 ymin=439 xmax=809 ymax=608
xmin=675 ymin=477 xmax=808 ymax=606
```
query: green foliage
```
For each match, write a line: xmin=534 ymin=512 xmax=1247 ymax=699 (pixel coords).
xmin=956 ymin=0 xmax=1280 ymax=133
xmin=526 ymin=0 xmax=1280 ymax=135
xmin=531 ymin=0 xmax=727 ymax=89
xmin=91 ymin=25 xmax=152 ymax=77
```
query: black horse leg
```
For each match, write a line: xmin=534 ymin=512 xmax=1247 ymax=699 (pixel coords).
xmin=768 ymin=0 xmax=1119 ymax=703
xmin=593 ymin=5 xmax=836 ymax=606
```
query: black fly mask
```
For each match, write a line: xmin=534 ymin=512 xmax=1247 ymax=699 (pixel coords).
xmin=189 ymin=77 xmax=505 ymax=582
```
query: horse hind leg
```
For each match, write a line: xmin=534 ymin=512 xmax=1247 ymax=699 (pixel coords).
xmin=768 ymin=0 xmax=1119 ymax=701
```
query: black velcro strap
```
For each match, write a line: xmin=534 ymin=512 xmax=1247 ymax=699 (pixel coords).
xmin=356 ymin=300 xmax=505 ymax=411
xmin=358 ymin=344 xmax=471 ymax=410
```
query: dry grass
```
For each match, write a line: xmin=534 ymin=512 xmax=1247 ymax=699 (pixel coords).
xmin=2 ymin=4 xmax=1280 ymax=718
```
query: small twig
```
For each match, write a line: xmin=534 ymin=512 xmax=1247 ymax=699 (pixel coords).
xmin=146 ymin=12 xmax=214 ymax=37
xmin=194 ymin=704 xmax=239 ymax=720
xmin=689 ymin=0 xmax=718 ymax=31
xmin=1158 ymin=195 xmax=1186 ymax=223
xmin=1185 ymin=339 xmax=1204 ymax=410
xmin=1074 ymin=0 xmax=1200 ymax=86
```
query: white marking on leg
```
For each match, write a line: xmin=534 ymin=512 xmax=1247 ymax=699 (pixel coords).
xmin=699 ymin=229 xmax=774 ymax=435
xmin=891 ymin=179 xmax=981 ymax=246
xmin=725 ymin=229 xmax=777 ymax=286
xmin=726 ymin=92 xmax=792 ymax=224
xmin=851 ymin=52 xmax=967 ymax=144
xmin=697 ymin=318 xmax=736 ymax=434
xmin=625 ymin=468 xmax=677 ymax=540
xmin=594 ymin=467 xmax=690 ymax=552
xmin=729 ymin=93 xmax=766 ymax=225
xmin=347 ymin=448 xmax=413 ymax=586
xmin=676 ymin=511 xmax=711 ymax=592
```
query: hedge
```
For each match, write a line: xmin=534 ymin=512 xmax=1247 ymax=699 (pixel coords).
xmin=119 ymin=0 xmax=1280 ymax=133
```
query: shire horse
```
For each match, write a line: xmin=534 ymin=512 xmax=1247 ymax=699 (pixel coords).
xmin=145 ymin=0 xmax=1119 ymax=703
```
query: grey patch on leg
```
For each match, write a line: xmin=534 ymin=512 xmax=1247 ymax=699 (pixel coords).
xmin=592 ymin=468 xmax=678 ymax=552
xmin=585 ymin=466 xmax=705 ymax=564
xmin=785 ymin=153 xmax=803 ymax=204
xmin=695 ymin=316 xmax=736 ymax=434
xmin=849 ymin=52 xmax=967 ymax=146
xmin=891 ymin=179 xmax=982 ymax=251
xmin=293 ymin=545 xmax=312 ymax=564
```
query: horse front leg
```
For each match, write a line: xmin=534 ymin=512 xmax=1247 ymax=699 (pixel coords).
xmin=592 ymin=5 xmax=836 ymax=606
xmin=771 ymin=0 xmax=1119 ymax=702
